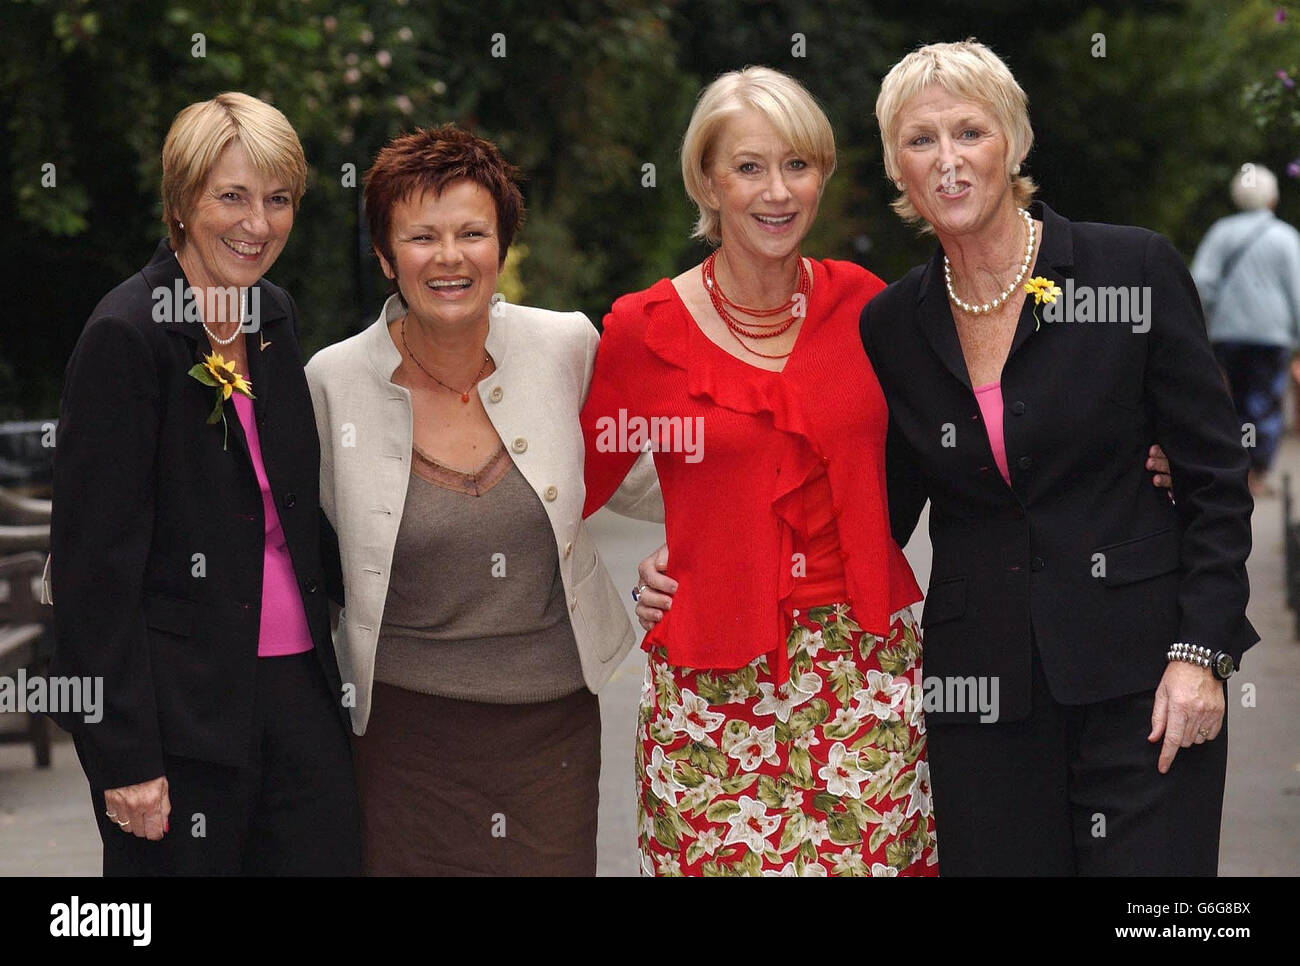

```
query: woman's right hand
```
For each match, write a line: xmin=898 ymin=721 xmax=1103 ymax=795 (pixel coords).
xmin=103 ymin=776 xmax=170 ymax=840
xmin=635 ymin=543 xmax=676 ymax=632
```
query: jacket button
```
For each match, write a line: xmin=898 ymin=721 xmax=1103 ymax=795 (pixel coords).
xmin=284 ymin=492 xmax=297 ymax=508
xmin=305 ymin=578 xmax=319 ymax=594
xmin=563 ymin=541 xmax=573 ymax=558
xmin=512 ymin=437 xmax=527 ymax=454
xmin=1018 ymin=456 xmax=1032 ymax=471
xmin=1013 ymin=401 xmax=1026 ymax=416
xmin=1031 ymin=556 xmax=1044 ymax=572
xmin=489 ymin=386 xmax=503 ymax=403
xmin=240 ymin=602 xmax=254 ymax=610
xmin=543 ymin=485 xmax=558 ymax=501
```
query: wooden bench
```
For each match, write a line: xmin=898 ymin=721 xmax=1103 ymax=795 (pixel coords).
xmin=0 ymin=551 xmax=53 ymax=767
xmin=0 ymin=487 xmax=51 ymax=525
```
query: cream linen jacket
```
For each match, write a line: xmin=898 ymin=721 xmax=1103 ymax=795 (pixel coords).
xmin=305 ymin=295 xmax=663 ymax=734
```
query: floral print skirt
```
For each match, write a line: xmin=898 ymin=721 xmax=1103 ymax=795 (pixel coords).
xmin=637 ymin=603 xmax=938 ymax=876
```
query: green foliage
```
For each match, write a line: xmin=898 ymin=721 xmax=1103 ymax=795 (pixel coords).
xmin=2 ymin=0 xmax=1297 ymax=418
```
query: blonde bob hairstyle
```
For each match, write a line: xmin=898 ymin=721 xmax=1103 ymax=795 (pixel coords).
xmin=681 ymin=67 xmax=836 ymax=246
xmin=161 ymin=92 xmax=308 ymax=250
xmin=876 ymin=39 xmax=1036 ymax=232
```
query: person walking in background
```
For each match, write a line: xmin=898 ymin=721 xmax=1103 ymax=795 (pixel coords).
xmin=1191 ymin=163 xmax=1300 ymax=497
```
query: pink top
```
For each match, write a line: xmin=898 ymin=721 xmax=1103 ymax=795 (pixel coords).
xmin=232 ymin=393 xmax=315 ymax=657
xmin=973 ymin=382 xmax=1011 ymax=485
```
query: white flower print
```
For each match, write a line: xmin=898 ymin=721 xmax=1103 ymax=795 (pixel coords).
xmin=854 ymin=669 xmax=911 ymax=722
xmin=653 ymin=662 xmax=675 ymax=688
xmin=679 ymin=783 xmax=709 ymax=812
xmin=792 ymin=729 xmax=821 ymax=751
xmin=805 ymin=819 xmax=830 ymax=847
xmin=698 ymin=773 xmax=725 ymax=800
xmin=695 ymin=827 xmax=723 ymax=857
xmin=817 ymin=742 xmax=869 ymax=798
xmin=831 ymin=848 xmax=869 ymax=876
xmin=906 ymin=760 xmax=933 ymax=819
xmin=726 ymin=724 xmax=779 ymax=771
xmin=870 ymin=862 xmax=900 ymax=877
xmin=828 ymin=705 xmax=863 ymax=733
xmin=781 ymin=787 xmax=805 ymax=811
xmin=825 ymin=654 xmax=857 ymax=678
xmin=802 ymin=628 xmax=825 ymax=659
xmin=879 ymin=805 xmax=905 ymax=838
xmin=655 ymin=853 xmax=684 ymax=876
xmin=722 ymin=796 xmax=782 ymax=852
xmin=769 ymin=860 xmax=828 ymax=877
xmin=646 ymin=744 xmax=686 ymax=806
xmin=752 ymin=672 xmax=819 ymax=722
xmin=667 ymin=688 xmax=727 ymax=742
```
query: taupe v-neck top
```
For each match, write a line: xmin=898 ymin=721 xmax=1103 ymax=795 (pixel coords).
xmin=373 ymin=443 xmax=585 ymax=704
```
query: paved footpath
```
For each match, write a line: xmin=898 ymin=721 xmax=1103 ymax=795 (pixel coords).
xmin=2 ymin=441 xmax=1297 ymax=876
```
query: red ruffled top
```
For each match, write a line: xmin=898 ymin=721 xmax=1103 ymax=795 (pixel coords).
xmin=581 ymin=258 xmax=922 ymax=676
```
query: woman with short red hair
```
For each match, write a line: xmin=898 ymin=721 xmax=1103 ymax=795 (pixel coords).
xmin=307 ymin=125 xmax=660 ymax=875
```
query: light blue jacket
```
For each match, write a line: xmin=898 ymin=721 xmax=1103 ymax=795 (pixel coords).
xmin=1190 ymin=209 xmax=1300 ymax=348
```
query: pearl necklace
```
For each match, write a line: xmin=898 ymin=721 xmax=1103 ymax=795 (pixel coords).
xmin=202 ymin=288 xmax=247 ymax=346
xmin=943 ymin=208 xmax=1035 ymax=315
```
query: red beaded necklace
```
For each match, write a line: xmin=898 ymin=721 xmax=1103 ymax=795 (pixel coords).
xmin=702 ymin=251 xmax=810 ymax=360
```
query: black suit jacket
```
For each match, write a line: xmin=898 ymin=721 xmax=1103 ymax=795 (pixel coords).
xmin=50 ymin=240 xmax=347 ymax=790
xmin=861 ymin=202 xmax=1257 ymax=723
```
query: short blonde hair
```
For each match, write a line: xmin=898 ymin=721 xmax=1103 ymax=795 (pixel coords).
xmin=876 ymin=39 xmax=1036 ymax=231
xmin=161 ymin=92 xmax=307 ymax=249
xmin=681 ymin=67 xmax=836 ymax=245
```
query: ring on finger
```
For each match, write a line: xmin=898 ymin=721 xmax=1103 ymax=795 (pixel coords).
xmin=116 ymin=819 xmax=130 ymax=828
xmin=632 ymin=583 xmax=648 ymax=603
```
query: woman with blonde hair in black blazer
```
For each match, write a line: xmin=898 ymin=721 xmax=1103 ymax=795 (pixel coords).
xmin=858 ymin=40 xmax=1255 ymax=875
xmin=50 ymin=92 xmax=361 ymax=875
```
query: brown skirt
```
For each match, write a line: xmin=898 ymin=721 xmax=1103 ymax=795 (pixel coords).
xmin=351 ymin=680 xmax=600 ymax=876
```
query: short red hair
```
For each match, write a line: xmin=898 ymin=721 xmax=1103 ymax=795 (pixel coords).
xmin=363 ymin=124 xmax=524 ymax=269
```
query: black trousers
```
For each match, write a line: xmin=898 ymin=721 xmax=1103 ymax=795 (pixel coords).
xmin=88 ymin=651 xmax=362 ymax=876
xmin=1213 ymin=340 xmax=1290 ymax=471
xmin=925 ymin=644 xmax=1227 ymax=875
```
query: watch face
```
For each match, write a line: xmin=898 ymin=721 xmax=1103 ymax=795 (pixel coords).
xmin=1215 ymin=653 xmax=1234 ymax=679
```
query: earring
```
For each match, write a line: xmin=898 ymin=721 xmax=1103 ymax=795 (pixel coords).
xmin=1011 ymin=164 xmax=1021 ymax=176
xmin=178 ymin=221 xmax=185 ymax=229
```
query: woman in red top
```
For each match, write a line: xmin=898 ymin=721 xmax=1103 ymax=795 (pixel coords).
xmin=580 ymin=67 xmax=935 ymax=877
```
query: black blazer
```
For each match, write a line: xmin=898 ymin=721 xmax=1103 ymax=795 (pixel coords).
xmin=861 ymin=202 xmax=1257 ymax=723
xmin=50 ymin=240 xmax=347 ymax=790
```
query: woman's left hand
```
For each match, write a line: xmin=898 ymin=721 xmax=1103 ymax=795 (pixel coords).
xmin=1148 ymin=661 xmax=1225 ymax=774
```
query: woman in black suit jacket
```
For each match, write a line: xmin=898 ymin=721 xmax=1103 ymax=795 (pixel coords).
xmin=859 ymin=41 xmax=1256 ymax=874
xmin=49 ymin=93 xmax=360 ymax=875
